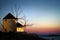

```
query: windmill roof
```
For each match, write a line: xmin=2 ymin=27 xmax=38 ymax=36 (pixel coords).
xmin=3 ymin=13 xmax=16 ymax=19
xmin=16 ymin=22 xmax=23 ymax=27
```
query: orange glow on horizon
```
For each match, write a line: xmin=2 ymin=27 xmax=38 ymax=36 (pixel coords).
xmin=25 ymin=26 xmax=60 ymax=34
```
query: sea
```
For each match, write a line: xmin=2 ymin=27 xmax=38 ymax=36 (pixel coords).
xmin=39 ymin=36 xmax=60 ymax=40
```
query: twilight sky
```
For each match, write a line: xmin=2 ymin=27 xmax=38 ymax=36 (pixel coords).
xmin=0 ymin=0 xmax=60 ymax=34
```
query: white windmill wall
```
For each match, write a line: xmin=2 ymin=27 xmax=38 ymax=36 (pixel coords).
xmin=3 ymin=19 xmax=16 ymax=32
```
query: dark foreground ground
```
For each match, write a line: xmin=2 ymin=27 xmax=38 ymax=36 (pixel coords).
xmin=0 ymin=32 xmax=47 ymax=40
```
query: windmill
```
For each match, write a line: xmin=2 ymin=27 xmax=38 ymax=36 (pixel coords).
xmin=15 ymin=10 xmax=33 ymax=32
xmin=0 ymin=4 xmax=33 ymax=32
xmin=13 ymin=4 xmax=33 ymax=25
xmin=11 ymin=5 xmax=33 ymax=32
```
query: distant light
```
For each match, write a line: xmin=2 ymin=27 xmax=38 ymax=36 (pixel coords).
xmin=17 ymin=27 xmax=24 ymax=32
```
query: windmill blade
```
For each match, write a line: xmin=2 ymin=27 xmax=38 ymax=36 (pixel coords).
xmin=17 ymin=9 xmax=23 ymax=17
xmin=18 ymin=18 xmax=24 ymax=19
xmin=12 ymin=4 xmax=19 ymax=18
xmin=11 ymin=3 xmax=23 ymax=21
xmin=22 ymin=15 xmax=34 ymax=27
xmin=13 ymin=7 xmax=17 ymax=18
xmin=16 ymin=9 xmax=23 ymax=22
xmin=17 ymin=18 xmax=24 ymax=23
xmin=18 ymin=13 xmax=26 ymax=26
xmin=16 ymin=7 xmax=23 ymax=23
xmin=16 ymin=4 xmax=23 ymax=18
xmin=24 ymin=15 xmax=26 ymax=26
xmin=25 ymin=25 xmax=33 ymax=26
xmin=19 ymin=21 xmax=23 ymax=24
xmin=26 ymin=24 xmax=33 ymax=26
xmin=13 ymin=4 xmax=17 ymax=18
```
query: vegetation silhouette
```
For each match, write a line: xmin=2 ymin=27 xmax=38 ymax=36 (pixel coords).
xmin=0 ymin=32 xmax=48 ymax=40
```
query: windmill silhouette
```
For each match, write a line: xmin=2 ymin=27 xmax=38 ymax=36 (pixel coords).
xmin=0 ymin=5 xmax=33 ymax=32
xmin=13 ymin=6 xmax=33 ymax=32
xmin=12 ymin=4 xmax=33 ymax=27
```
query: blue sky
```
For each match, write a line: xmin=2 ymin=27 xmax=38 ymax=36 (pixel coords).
xmin=0 ymin=0 xmax=60 ymax=34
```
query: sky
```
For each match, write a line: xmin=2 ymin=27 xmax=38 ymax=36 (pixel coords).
xmin=0 ymin=0 xmax=60 ymax=34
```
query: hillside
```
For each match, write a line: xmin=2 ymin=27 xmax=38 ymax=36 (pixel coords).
xmin=0 ymin=32 xmax=47 ymax=40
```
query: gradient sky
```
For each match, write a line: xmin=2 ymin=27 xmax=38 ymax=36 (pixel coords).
xmin=0 ymin=0 xmax=60 ymax=34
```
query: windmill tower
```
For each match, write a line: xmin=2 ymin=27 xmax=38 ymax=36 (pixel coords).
xmin=2 ymin=12 xmax=32 ymax=32
xmin=3 ymin=13 xmax=16 ymax=32
xmin=2 ymin=13 xmax=24 ymax=32
xmin=2 ymin=4 xmax=33 ymax=32
xmin=2 ymin=3 xmax=25 ymax=32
